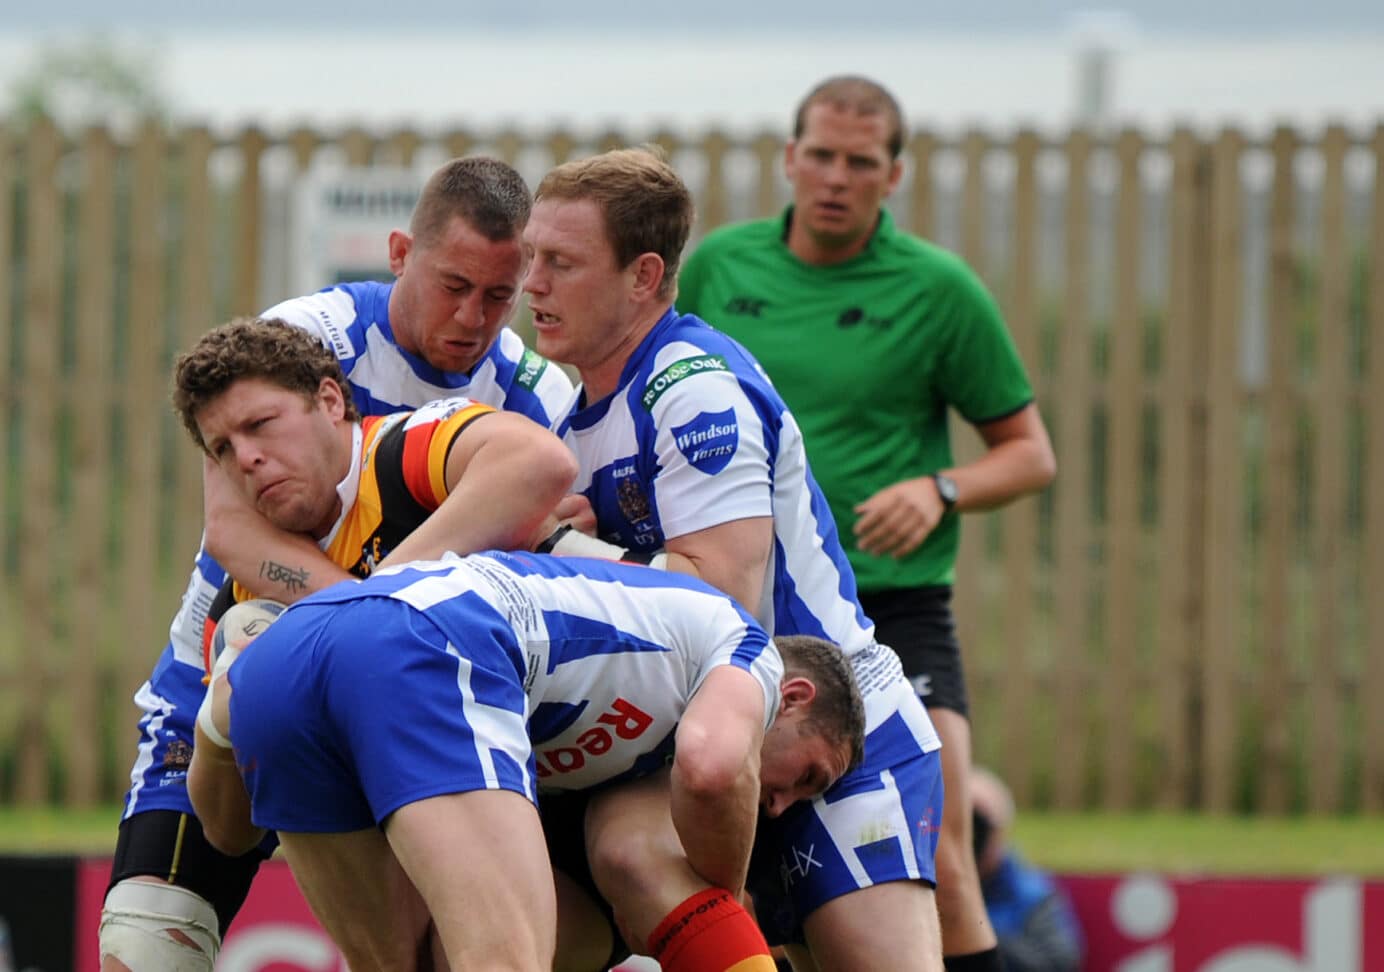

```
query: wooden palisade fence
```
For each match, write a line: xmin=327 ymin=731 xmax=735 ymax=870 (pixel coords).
xmin=0 ymin=117 xmax=1380 ymax=815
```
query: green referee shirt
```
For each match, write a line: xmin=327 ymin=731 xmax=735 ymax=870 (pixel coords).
xmin=679 ymin=207 xmax=1033 ymax=590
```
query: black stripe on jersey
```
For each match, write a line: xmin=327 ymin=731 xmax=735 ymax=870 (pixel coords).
xmin=372 ymin=409 xmax=492 ymax=553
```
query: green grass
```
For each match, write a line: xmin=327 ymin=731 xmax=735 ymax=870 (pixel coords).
xmin=0 ymin=805 xmax=124 ymax=856
xmin=0 ymin=807 xmax=1381 ymax=877
xmin=1013 ymin=813 xmax=1384 ymax=877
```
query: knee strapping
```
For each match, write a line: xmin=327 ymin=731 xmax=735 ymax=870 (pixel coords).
xmin=99 ymin=880 xmax=221 ymax=972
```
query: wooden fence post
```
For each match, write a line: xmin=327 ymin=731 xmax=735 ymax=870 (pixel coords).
xmin=1052 ymin=129 xmax=1094 ymax=810
xmin=1103 ymin=128 xmax=1145 ymax=810
xmin=1201 ymin=128 xmax=1245 ymax=814
xmin=17 ymin=118 xmax=62 ymax=806
xmin=1258 ymin=126 xmax=1299 ymax=814
xmin=998 ymin=130 xmax=1041 ymax=805
xmin=69 ymin=126 xmax=117 ymax=807
xmin=1364 ymin=124 xmax=1384 ymax=813
xmin=1307 ymin=125 xmax=1350 ymax=814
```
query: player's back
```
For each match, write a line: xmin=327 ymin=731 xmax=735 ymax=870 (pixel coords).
xmin=313 ymin=551 xmax=782 ymax=793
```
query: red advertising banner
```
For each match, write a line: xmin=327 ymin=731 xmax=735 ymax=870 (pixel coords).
xmin=77 ymin=859 xmax=342 ymax=971
xmin=1061 ymin=874 xmax=1384 ymax=971
xmin=75 ymin=859 xmax=1384 ymax=971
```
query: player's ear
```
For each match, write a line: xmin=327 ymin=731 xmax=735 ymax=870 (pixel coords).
xmin=318 ymin=377 xmax=347 ymax=421
xmin=629 ymin=252 xmax=666 ymax=301
xmin=887 ymin=156 xmax=904 ymax=195
xmin=388 ymin=229 xmax=412 ymax=276
xmin=784 ymin=139 xmax=798 ymax=180
xmin=779 ymin=674 xmax=818 ymax=714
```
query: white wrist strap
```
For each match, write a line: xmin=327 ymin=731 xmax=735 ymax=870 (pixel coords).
xmin=197 ymin=689 xmax=232 ymax=749
xmin=541 ymin=525 xmax=667 ymax=569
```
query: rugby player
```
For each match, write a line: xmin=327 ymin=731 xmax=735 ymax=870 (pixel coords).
xmin=190 ymin=552 xmax=866 ymax=972
xmin=98 ymin=316 xmax=574 ymax=971
xmin=524 ymin=147 xmax=946 ymax=971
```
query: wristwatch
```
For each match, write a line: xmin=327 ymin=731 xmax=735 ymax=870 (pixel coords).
xmin=931 ymin=473 xmax=959 ymax=513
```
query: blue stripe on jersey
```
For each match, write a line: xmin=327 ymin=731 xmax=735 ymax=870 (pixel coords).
xmin=194 ymin=547 xmax=227 ymax=590
xmin=539 ymin=610 xmax=669 ymax=673
xmin=530 ymin=701 xmax=591 ymax=746
xmin=856 ymin=835 xmax=910 ymax=886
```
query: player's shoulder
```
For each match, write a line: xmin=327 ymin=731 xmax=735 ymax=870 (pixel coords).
xmin=487 ymin=328 xmax=574 ymax=421
xmin=635 ymin=318 xmax=767 ymax=414
xmin=492 ymin=328 xmax=571 ymax=390
xmin=260 ymin=280 xmax=390 ymax=359
xmin=881 ymin=227 xmax=983 ymax=286
xmin=404 ymin=395 xmax=491 ymax=425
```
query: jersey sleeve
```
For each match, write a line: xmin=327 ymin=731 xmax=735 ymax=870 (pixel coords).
xmin=260 ymin=287 xmax=366 ymax=366
xmin=641 ymin=347 xmax=777 ymax=540
xmin=676 ymin=588 xmax=784 ymax=731
xmin=371 ymin=397 xmax=496 ymax=512
xmin=931 ymin=260 xmax=1035 ymax=424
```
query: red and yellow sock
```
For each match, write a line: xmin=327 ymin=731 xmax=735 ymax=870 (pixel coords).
xmin=646 ymin=887 xmax=776 ymax=972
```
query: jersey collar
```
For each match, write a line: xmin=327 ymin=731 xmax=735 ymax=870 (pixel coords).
xmin=319 ymin=422 xmax=364 ymax=551
xmin=778 ymin=206 xmax=896 ymax=266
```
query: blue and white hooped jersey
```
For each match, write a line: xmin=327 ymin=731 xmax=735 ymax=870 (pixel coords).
xmin=299 ymin=550 xmax=784 ymax=793
xmin=262 ymin=280 xmax=574 ymax=425
xmin=555 ymin=309 xmax=877 ymax=663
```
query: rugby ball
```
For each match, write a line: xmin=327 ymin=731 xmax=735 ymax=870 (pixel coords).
xmin=208 ymin=598 xmax=286 ymax=679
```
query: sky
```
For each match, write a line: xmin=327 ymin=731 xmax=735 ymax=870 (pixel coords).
xmin=2 ymin=3 xmax=1382 ymax=136
xmin=7 ymin=0 xmax=1384 ymax=33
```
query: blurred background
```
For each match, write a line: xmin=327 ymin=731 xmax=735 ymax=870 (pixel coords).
xmin=0 ymin=1 xmax=1381 ymax=817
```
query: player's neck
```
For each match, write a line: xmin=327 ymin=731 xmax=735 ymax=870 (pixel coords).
xmin=580 ymin=304 xmax=670 ymax=404
xmin=787 ymin=215 xmax=876 ymax=267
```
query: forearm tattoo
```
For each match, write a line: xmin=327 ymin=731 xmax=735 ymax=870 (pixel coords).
xmin=259 ymin=560 xmax=309 ymax=594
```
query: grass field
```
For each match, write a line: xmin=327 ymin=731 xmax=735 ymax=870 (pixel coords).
xmin=1 ymin=806 xmax=1382 ymax=876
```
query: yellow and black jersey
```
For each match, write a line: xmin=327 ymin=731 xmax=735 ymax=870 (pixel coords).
xmin=203 ymin=397 xmax=493 ymax=668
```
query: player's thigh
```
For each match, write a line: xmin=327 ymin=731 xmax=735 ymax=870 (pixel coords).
xmin=387 ymin=789 xmax=556 ymax=970
xmin=798 ymin=880 xmax=944 ymax=972
xmin=279 ymin=827 xmax=431 ymax=971
xmin=929 ymin=708 xmax=976 ymax=862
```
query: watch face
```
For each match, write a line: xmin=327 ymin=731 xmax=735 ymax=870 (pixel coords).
xmin=935 ymin=474 xmax=958 ymax=506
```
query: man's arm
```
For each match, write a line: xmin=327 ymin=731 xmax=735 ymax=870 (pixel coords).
xmin=203 ymin=456 xmax=353 ymax=602
xmin=669 ymin=664 xmax=768 ymax=893
xmin=662 ymin=516 xmax=774 ymax=619
xmin=853 ymin=402 xmax=1056 ymax=559
xmin=187 ymin=675 xmax=266 ymax=857
xmin=376 ymin=411 xmax=577 ymax=568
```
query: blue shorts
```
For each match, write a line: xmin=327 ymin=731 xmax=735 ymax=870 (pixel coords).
xmin=122 ymin=650 xmax=206 ymax=818
xmin=122 ymin=550 xmax=230 ymax=821
xmin=229 ymin=593 xmax=535 ymax=833
xmin=748 ymin=687 xmax=944 ymax=946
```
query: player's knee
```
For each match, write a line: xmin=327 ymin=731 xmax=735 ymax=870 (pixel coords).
xmin=99 ymin=879 xmax=220 ymax=972
xmin=588 ymin=826 xmax=672 ymax=901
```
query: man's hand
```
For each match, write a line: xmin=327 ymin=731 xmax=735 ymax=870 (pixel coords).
xmin=527 ymin=493 xmax=598 ymax=551
xmin=552 ymin=493 xmax=597 ymax=535
xmin=852 ymin=476 xmax=946 ymax=559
